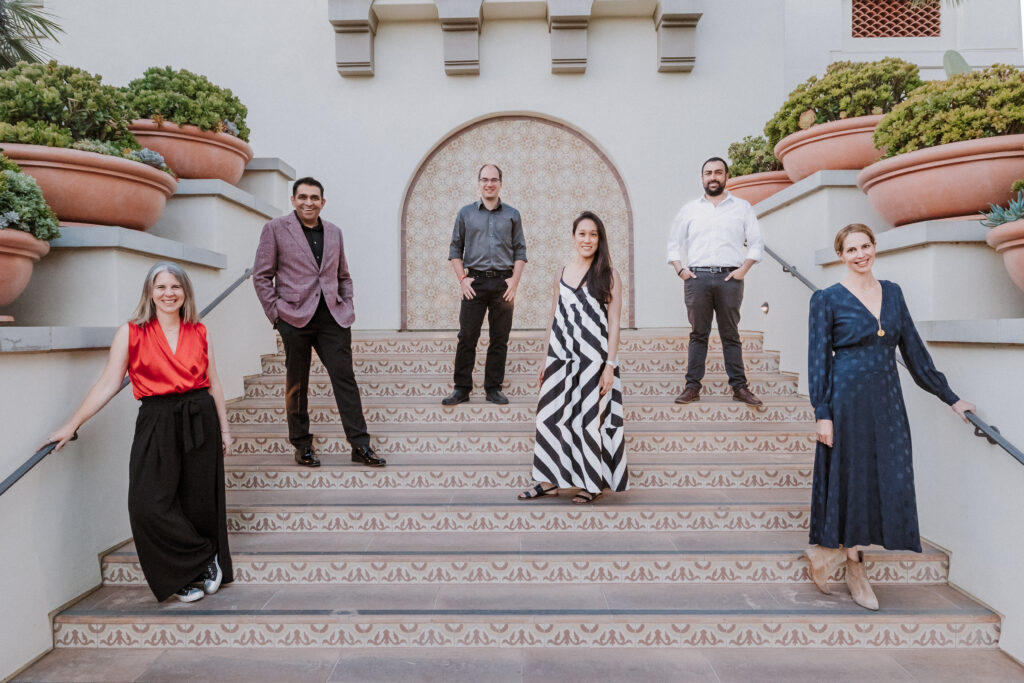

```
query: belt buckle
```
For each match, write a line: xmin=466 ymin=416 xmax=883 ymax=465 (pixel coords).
xmin=485 ymin=270 xmax=496 ymax=277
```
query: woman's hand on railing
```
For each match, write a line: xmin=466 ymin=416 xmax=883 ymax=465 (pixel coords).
xmin=43 ymin=423 xmax=79 ymax=452
xmin=952 ymin=399 xmax=977 ymax=423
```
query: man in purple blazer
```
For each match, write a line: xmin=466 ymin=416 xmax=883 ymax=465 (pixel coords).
xmin=252 ymin=177 xmax=385 ymax=468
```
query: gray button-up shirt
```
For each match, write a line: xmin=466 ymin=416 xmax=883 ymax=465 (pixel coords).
xmin=448 ymin=200 xmax=527 ymax=270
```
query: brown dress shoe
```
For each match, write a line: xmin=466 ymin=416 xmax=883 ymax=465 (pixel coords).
xmin=803 ymin=546 xmax=846 ymax=595
xmin=674 ymin=387 xmax=700 ymax=404
xmin=846 ymin=552 xmax=879 ymax=611
xmin=732 ymin=386 xmax=763 ymax=407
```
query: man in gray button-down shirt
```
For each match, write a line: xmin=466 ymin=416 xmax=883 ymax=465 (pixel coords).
xmin=442 ymin=164 xmax=527 ymax=406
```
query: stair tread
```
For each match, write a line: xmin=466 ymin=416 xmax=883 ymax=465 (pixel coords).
xmin=228 ymin=421 xmax=815 ymax=434
xmin=15 ymin=647 xmax=1024 ymax=683
xmin=224 ymin=453 xmax=816 ymax=466
xmin=57 ymin=583 xmax=995 ymax=620
xmin=225 ymin=487 xmax=811 ymax=507
xmin=106 ymin=531 xmax=943 ymax=558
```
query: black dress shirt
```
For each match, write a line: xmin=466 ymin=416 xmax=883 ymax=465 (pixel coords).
xmin=448 ymin=200 xmax=527 ymax=270
xmin=296 ymin=211 xmax=324 ymax=268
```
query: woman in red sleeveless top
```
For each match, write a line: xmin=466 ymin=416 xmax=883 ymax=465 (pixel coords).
xmin=49 ymin=262 xmax=233 ymax=603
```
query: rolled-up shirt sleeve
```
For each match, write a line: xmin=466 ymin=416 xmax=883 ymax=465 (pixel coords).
xmin=666 ymin=206 xmax=688 ymax=264
xmin=511 ymin=209 xmax=527 ymax=262
xmin=448 ymin=208 xmax=466 ymax=261
xmin=743 ymin=204 xmax=764 ymax=263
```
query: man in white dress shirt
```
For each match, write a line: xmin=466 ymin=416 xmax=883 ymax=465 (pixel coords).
xmin=666 ymin=157 xmax=765 ymax=407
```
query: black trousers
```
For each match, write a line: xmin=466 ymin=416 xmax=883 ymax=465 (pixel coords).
xmin=683 ymin=271 xmax=748 ymax=391
xmin=128 ymin=389 xmax=232 ymax=602
xmin=453 ymin=275 xmax=515 ymax=392
xmin=277 ymin=298 xmax=370 ymax=451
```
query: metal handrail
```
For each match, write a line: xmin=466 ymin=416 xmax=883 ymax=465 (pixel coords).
xmin=0 ymin=268 xmax=253 ymax=498
xmin=764 ymin=247 xmax=1024 ymax=466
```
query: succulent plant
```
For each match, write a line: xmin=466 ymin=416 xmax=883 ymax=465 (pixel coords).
xmin=874 ymin=65 xmax=1024 ymax=157
xmin=126 ymin=66 xmax=250 ymax=141
xmin=128 ymin=147 xmax=168 ymax=170
xmin=764 ymin=58 xmax=923 ymax=149
xmin=0 ymin=151 xmax=60 ymax=240
xmin=981 ymin=192 xmax=1024 ymax=228
xmin=727 ymin=135 xmax=783 ymax=177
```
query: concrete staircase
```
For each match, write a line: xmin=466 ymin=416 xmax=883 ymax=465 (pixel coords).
xmin=21 ymin=329 xmax=1021 ymax=681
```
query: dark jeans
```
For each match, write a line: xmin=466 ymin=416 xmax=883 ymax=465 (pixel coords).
xmin=277 ymin=298 xmax=370 ymax=451
xmin=453 ymin=275 xmax=515 ymax=392
xmin=683 ymin=271 xmax=748 ymax=391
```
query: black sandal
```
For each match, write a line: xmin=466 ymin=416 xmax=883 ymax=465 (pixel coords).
xmin=572 ymin=490 xmax=603 ymax=504
xmin=518 ymin=483 xmax=558 ymax=500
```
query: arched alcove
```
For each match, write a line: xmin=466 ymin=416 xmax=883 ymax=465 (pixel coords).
xmin=401 ymin=114 xmax=635 ymax=330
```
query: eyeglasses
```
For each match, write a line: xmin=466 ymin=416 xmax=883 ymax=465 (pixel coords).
xmin=478 ymin=177 xmax=501 ymax=184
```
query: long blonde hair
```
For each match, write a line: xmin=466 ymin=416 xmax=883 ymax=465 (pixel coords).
xmin=129 ymin=262 xmax=199 ymax=325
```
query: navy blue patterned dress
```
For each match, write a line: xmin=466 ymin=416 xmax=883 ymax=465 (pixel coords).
xmin=807 ymin=281 xmax=958 ymax=552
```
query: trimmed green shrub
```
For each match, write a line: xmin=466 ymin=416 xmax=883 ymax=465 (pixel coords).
xmin=874 ymin=65 xmax=1024 ymax=157
xmin=0 ymin=61 xmax=137 ymax=148
xmin=764 ymin=58 xmax=923 ymax=149
xmin=727 ymin=136 xmax=783 ymax=177
xmin=126 ymin=66 xmax=250 ymax=141
xmin=0 ymin=152 xmax=60 ymax=240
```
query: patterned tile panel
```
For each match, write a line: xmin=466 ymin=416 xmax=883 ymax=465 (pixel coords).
xmin=228 ymin=430 xmax=816 ymax=457
xmin=53 ymin=618 xmax=999 ymax=649
xmin=101 ymin=554 xmax=947 ymax=586
xmin=224 ymin=506 xmax=811 ymax=533
xmin=852 ymin=0 xmax=940 ymax=38
xmin=403 ymin=116 xmax=633 ymax=330
xmin=220 ymin=465 xmax=814 ymax=490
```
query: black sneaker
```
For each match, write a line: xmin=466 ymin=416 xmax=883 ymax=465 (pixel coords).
xmin=175 ymin=586 xmax=204 ymax=603
xmin=191 ymin=554 xmax=223 ymax=595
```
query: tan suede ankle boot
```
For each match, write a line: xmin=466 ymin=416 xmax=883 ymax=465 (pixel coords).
xmin=846 ymin=551 xmax=879 ymax=611
xmin=804 ymin=546 xmax=846 ymax=595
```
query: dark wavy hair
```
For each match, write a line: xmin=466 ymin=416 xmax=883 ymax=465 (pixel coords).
xmin=573 ymin=211 xmax=614 ymax=304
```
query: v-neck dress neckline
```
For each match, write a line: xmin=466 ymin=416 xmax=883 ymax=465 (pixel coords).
xmin=838 ymin=281 xmax=885 ymax=321
xmin=560 ymin=260 xmax=595 ymax=292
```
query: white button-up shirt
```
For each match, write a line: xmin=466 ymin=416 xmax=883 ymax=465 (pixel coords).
xmin=665 ymin=192 xmax=765 ymax=268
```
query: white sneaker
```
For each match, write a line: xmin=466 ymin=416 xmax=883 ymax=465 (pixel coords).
xmin=192 ymin=554 xmax=223 ymax=595
xmin=174 ymin=586 xmax=204 ymax=603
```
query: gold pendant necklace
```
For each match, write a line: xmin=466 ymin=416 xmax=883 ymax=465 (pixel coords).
xmin=875 ymin=316 xmax=885 ymax=337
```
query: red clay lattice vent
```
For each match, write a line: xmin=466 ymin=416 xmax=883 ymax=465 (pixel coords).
xmin=852 ymin=0 xmax=941 ymax=38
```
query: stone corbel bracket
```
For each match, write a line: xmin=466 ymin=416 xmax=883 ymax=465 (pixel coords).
xmin=435 ymin=0 xmax=484 ymax=75
xmin=329 ymin=0 xmax=379 ymax=77
xmin=654 ymin=0 xmax=702 ymax=73
xmin=548 ymin=0 xmax=595 ymax=74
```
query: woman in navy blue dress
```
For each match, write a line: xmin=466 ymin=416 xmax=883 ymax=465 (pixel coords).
xmin=804 ymin=224 xmax=974 ymax=610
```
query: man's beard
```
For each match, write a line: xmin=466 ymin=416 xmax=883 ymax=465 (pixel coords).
xmin=703 ymin=181 xmax=725 ymax=197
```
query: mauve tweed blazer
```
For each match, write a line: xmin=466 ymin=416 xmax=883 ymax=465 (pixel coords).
xmin=252 ymin=212 xmax=355 ymax=328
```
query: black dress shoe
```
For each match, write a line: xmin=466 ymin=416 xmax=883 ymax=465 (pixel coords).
xmin=441 ymin=389 xmax=470 ymax=406
xmin=485 ymin=389 xmax=509 ymax=405
xmin=352 ymin=445 xmax=386 ymax=467
xmin=294 ymin=446 xmax=321 ymax=468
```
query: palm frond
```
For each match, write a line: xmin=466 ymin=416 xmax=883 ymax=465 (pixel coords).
xmin=0 ymin=0 xmax=64 ymax=69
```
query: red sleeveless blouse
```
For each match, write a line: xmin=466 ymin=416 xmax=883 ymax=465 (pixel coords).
xmin=128 ymin=321 xmax=211 ymax=399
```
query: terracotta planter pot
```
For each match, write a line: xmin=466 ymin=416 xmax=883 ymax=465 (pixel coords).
xmin=774 ymin=115 xmax=884 ymax=183
xmin=0 ymin=144 xmax=177 ymax=230
xmin=857 ymin=134 xmax=1024 ymax=227
xmin=0 ymin=229 xmax=49 ymax=310
xmin=986 ymin=219 xmax=1024 ymax=294
xmin=725 ymin=171 xmax=793 ymax=205
xmin=130 ymin=119 xmax=254 ymax=184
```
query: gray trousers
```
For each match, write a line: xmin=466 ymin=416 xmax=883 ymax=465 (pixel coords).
xmin=683 ymin=271 xmax=748 ymax=391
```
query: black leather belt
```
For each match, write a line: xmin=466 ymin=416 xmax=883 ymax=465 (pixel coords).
xmin=468 ymin=269 xmax=513 ymax=278
xmin=689 ymin=266 xmax=737 ymax=273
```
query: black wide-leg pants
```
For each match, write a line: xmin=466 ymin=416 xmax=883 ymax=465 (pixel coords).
xmin=277 ymin=298 xmax=371 ymax=451
xmin=128 ymin=389 xmax=232 ymax=601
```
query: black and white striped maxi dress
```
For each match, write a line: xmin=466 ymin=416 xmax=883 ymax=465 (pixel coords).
xmin=531 ymin=272 xmax=628 ymax=494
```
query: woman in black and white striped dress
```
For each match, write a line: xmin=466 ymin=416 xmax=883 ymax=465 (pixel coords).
xmin=517 ymin=211 xmax=629 ymax=504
